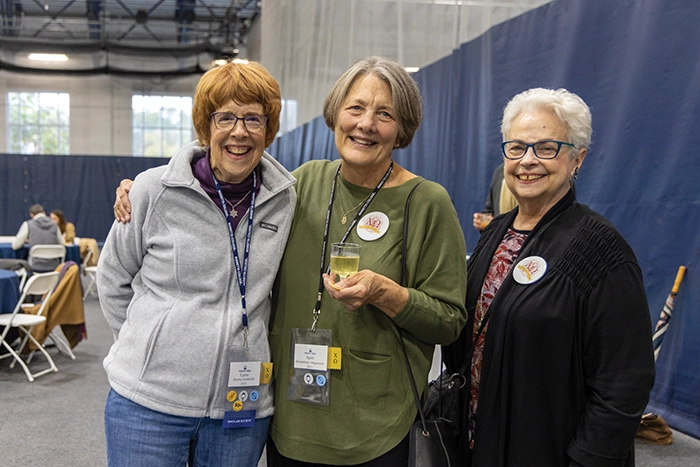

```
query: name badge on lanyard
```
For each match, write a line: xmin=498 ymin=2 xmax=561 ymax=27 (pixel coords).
xmin=287 ymin=162 xmax=393 ymax=406
xmin=288 ymin=328 xmax=332 ymax=405
xmin=212 ymin=169 xmax=266 ymax=427
xmin=222 ymin=360 xmax=264 ymax=429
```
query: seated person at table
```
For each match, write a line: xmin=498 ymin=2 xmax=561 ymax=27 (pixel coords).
xmin=50 ymin=209 xmax=99 ymax=266
xmin=50 ymin=209 xmax=76 ymax=244
xmin=12 ymin=204 xmax=64 ymax=272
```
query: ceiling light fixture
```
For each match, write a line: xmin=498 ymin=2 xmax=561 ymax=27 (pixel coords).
xmin=212 ymin=58 xmax=249 ymax=67
xmin=28 ymin=53 xmax=69 ymax=62
xmin=405 ymin=66 xmax=420 ymax=73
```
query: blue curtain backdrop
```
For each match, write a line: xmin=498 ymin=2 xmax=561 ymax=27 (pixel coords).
xmin=269 ymin=0 xmax=700 ymax=438
xmin=0 ymin=154 xmax=167 ymax=241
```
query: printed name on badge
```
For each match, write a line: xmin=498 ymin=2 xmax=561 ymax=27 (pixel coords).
xmin=293 ymin=343 xmax=329 ymax=371
xmin=228 ymin=361 xmax=262 ymax=387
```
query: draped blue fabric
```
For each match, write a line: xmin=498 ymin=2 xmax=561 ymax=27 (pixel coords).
xmin=270 ymin=0 xmax=700 ymax=438
xmin=0 ymin=154 xmax=167 ymax=241
xmin=268 ymin=116 xmax=337 ymax=166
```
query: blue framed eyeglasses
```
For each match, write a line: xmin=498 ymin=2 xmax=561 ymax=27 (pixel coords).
xmin=501 ymin=140 xmax=575 ymax=160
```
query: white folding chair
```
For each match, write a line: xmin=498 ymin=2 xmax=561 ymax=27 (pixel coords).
xmin=28 ymin=244 xmax=66 ymax=272
xmin=23 ymin=263 xmax=79 ymax=363
xmin=15 ymin=267 xmax=28 ymax=291
xmin=0 ymin=272 xmax=60 ymax=382
xmin=82 ymin=248 xmax=98 ymax=299
xmin=80 ymin=248 xmax=92 ymax=270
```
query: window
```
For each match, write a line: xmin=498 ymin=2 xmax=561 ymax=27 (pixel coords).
xmin=132 ymin=95 xmax=194 ymax=157
xmin=279 ymin=99 xmax=298 ymax=136
xmin=6 ymin=92 xmax=70 ymax=154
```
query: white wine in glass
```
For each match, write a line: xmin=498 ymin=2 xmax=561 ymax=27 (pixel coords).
xmin=330 ymin=242 xmax=361 ymax=280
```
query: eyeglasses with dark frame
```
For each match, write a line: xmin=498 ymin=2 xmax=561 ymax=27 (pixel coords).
xmin=501 ymin=140 xmax=575 ymax=160
xmin=210 ymin=112 xmax=268 ymax=134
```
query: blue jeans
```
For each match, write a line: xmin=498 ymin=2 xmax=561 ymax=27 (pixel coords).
xmin=105 ymin=389 xmax=269 ymax=467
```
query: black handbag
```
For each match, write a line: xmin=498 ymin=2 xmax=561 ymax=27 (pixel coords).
xmin=401 ymin=318 xmax=488 ymax=467
xmin=395 ymin=181 xmax=462 ymax=467
xmin=408 ymin=416 xmax=460 ymax=467
xmin=397 ymin=181 xmax=491 ymax=467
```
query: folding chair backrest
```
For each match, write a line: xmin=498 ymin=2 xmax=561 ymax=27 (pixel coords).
xmin=0 ymin=272 xmax=59 ymax=340
xmin=16 ymin=267 xmax=28 ymax=291
xmin=80 ymin=248 xmax=93 ymax=269
xmin=25 ymin=271 xmax=61 ymax=298
xmin=28 ymin=244 xmax=66 ymax=273
xmin=23 ymin=272 xmax=61 ymax=318
xmin=29 ymin=244 xmax=66 ymax=262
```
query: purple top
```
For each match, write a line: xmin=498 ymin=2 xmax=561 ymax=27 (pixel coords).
xmin=191 ymin=150 xmax=262 ymax=232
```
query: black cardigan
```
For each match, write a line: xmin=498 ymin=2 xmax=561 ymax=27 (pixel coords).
xmin=445 ymin=190 xmax=655 ymax=467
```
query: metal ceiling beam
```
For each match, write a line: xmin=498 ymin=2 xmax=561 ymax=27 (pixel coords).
xmin=0 ymin=0 xmax=261 ymax=74
xmin=31 ymin=0 xmax=78 ymax=39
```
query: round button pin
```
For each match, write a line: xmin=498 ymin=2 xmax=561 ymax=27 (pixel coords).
xmin=249 ymin=390 xmax=259 ymax=402
xmin=357 ymin=212 xmax=390 ymax=241
xmin=513 ymin=256 xmax=547 ymax=284
xmin=316 ymin=374 xmax=326 ymax=386
xmin=239 ymin=390 xmax=248 ymax=402
xmin=233 ymin=400 xmax=243 ymax=412
xmin=226 ymin=390 xmax=237 ymax=403
xmin=304 ymin=373 xmax=314 ymax=385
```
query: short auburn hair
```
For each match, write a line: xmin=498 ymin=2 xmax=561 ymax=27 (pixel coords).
xmin=192 ymin=61 xmax=281 ymax=148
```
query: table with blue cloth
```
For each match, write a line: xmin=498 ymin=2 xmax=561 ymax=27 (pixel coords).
xmin=0 ymin=243 xmax=81 ymax=265
xmin=0 ymin=269 xmax=20 ymax=315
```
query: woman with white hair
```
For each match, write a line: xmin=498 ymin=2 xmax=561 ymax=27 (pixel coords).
xmin=445 ymin=88 xmax=655 ymax=466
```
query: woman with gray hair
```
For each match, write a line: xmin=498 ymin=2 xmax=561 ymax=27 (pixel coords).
xmin=266 ymin=56 xmax=467 ymax=465
xmin=444 ymin=88 xmax=655 ymax=466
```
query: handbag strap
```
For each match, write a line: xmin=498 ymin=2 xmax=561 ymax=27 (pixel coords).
xmin=399 ymin=181 xmax=420 ymax=285
xmin=397 ymin=179 xmax=489 ymax=435
xmin=394 ymin=181 xmax=431 ymax=433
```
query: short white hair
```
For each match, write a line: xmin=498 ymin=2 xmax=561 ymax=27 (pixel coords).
xmin=501 ymin=88 xmax=592 ymax=156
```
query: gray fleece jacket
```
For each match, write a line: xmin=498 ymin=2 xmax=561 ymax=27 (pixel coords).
xmin=97 ymin=141 xmax=296 ymax=419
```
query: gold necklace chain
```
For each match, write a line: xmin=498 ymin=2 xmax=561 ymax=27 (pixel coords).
xmin=339 ymin=195 xmax=365 ymax=225
xmin=225 ymin=190 xmax=251 ymax=218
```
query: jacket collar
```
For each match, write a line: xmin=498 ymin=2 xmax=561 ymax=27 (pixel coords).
xmin=159 ymin=140 xmax=296 ymax=203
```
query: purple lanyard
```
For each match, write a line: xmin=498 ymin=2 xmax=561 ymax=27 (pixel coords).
xmin=212 ymin=170 xmax=257 ymax=348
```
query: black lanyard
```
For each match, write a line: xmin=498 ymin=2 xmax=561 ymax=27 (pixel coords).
xmin=213 ymin=170 xmax=257 ymax=348
xmin=310 ymin=161 xmax=393 ymax=331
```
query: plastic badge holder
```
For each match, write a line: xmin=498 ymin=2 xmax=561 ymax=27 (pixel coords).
xmin=288 ymin=328 xmax=332 ymax=405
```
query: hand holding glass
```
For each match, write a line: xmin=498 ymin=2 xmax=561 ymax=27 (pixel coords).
xmin=480 ymin=213 xmax=494 ymax=229
xmin=330 ymin=243 xmax=361 ymax=281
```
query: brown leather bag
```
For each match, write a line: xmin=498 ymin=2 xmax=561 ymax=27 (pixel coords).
xmin=636 ymin=413 xmax=673 ymax=445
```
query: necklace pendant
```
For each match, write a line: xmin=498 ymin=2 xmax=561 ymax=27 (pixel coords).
xmin=230 ymin=209 xmax=238 ymax=218
xmin=341 ymin=214 xmax=347 ymax=225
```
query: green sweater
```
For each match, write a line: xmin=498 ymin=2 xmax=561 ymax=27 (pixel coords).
xmin=269 ymin=160 xmax=467 ymax=464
